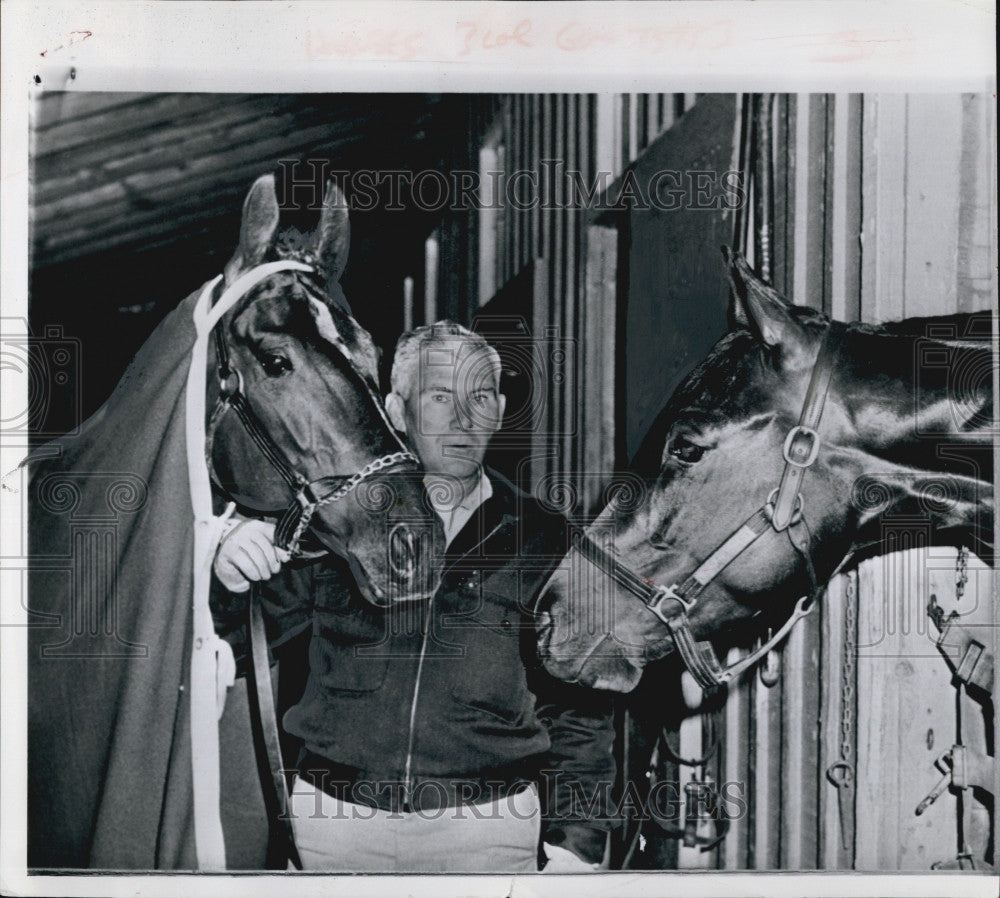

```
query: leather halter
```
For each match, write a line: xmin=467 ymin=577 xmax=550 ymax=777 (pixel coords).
xmin=577 ymin=321 xmax=846 ymax=691
xmin=206 ymin=263 xmax=418 ymax=556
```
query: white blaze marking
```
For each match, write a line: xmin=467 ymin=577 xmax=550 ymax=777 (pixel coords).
xmin=308 ymin=295 xmax=353 ymax=361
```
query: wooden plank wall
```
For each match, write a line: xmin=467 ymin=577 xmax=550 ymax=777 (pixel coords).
xmin=436 ymin=92 xmax=996 ymax=870
xmin=434 ymin=93 xmax=688 ymax=506
xmin=852 ymin=93 xmax=996 ymax=871
xmin=719 ymin=92 xmax=996 ymax=872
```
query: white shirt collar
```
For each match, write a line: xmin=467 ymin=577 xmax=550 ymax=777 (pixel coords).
xmin=425 ymin=470 xmax=493 ymax=546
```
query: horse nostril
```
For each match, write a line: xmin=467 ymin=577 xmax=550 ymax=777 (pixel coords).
xmin=389 ymin=524 xmax=417 ymax=580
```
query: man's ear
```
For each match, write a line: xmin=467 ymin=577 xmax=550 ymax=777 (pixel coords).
xmin=494 ymin=393 xmax=507 ymax=429
xmin=386 ymin=392 xmax=407 ymax=433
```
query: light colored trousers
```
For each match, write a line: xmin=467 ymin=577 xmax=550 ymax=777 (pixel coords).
xmin=288 ymin=776 xmax=541 ymax=873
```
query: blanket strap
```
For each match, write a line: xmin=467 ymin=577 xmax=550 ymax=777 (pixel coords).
xmin=246 ymin=586 xmax=302 ymax=869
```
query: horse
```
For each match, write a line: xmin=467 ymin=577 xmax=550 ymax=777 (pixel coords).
xmin=26 ymin=173 xmax=445 ymax=868
xmin=537 ymin=248 xmax=994 ymax=694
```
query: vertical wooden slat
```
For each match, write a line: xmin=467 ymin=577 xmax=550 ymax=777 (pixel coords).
xmin=424 ymin=233 xmax=438 ymax=324
xmin=661 ymin=93 xmax=677 ymax=132
xmin=861 ymin=94 xmax=906 ymax=325
xmin=521 ymin=93 xmax=530 ymax=271
xmin=634 ymin=93 xmax=644 ymax=153
xmin=466 ymin=104 xmax=479 ymax=324
xmin=772 ymin=94 xmax=792 ymax=295
xmin=402 ymin=276 xmax=413 ymax=332
xmin=723 ymin=653 xmax=751 ymax=869
xmin=750 ymin=673 xmax=783 ymax=868
xmin=988 ymin=88 xmax=1000 ymax=862
xmin=829 ymin=94 xmax=863 ymax=322
xmin=530 ymin=94 xmax=541 ymax=262
xmin=619 ymin=94 xmax=629 ymax=170
xmin=612 ymin=93 xmax=624 ymax=178
xmin=581 ymin=224 xmax=616 ymax=513
xmin=792 ymin=94 xmax=827 ymax=310
xmin=552 ymin=95 xmax=568 ymax=484
xmin=503 ymin=97 xmax=514 ymax=285
xmin=511 ymin=94 xmax=523 ymax=272
xmin=595 ymin=94 xmax=616 ymax=180
xmin=561 ymin=94 xmax=577 ymax=485
xmin=543 ymin=94 xmax=559 ymax=481
xmin=531 ymin=258 xmax=552 ymax=492
xmin=648 ymin=93 xmax=659 ymax=147
xmin=478 ymin=144 xmax=499 ymax=307
xmin=572 ymin=95 xmax=588 ymax=494
xmin=627 ymin=93 xmax=639 ymax=168
xmin=956 ymin=93 xmax=995 ymax=313
xmin=779 ymin=611 xmax=821 ymax=869
xmin=677 ymin=714 xmax=711 ymax=868
xmin=903 ymin=95 xmax=963 ymax=316
xmin=539 ymin=94 xmax=554 ymax=295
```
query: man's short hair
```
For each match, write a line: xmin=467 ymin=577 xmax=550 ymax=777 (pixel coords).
xmin=390 ymin=321 xmax=502 ymax=400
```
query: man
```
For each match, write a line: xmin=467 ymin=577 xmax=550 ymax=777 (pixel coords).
xmin=213 ymin=322 xmax=616 ymax=873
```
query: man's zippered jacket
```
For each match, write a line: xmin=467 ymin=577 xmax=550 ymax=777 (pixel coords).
xmin=212 ymin=470 xmax=618 ymax=864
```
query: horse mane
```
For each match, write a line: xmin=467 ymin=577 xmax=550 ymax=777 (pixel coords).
xmin=855 ymin=309 xmax=992 ymax=346
xmin=630 ymin=307 xmax=993 ymax=477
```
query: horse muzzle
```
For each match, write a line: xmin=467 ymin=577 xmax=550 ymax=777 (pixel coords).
xmin=534 ymin=568 xmax=648 ymax=693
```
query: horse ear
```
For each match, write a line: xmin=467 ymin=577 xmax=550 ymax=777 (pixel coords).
xmin=225 ymin=174 xmax=281 ymax=285
xmin=722 ymin=246 xmax=803 ymax=353
xmin=311 ymin=181 xmax=351 ymax=285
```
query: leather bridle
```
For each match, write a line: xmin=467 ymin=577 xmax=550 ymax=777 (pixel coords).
xmin=205 ymin=261 xmax=418 ymax=556
xmin=200 ymin=259 xmax=421 ymax=870
xmin=575 ymin=321 xmax=846 ymax=691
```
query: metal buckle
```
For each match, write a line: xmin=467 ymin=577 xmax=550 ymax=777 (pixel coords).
xmin=765 ymin=487 xmax=804 ymax=526
xmin=296 ymin=481 xmax=319 ymax=509
xmin=783 ymin=425 xmax=820 ymax=468
xmin=219 ymin=367 xmax=243 ymax=397
xmin=648 ymin=584 xmax=695 ymax=623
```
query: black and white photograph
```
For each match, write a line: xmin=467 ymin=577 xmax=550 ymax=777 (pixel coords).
xmin=1 ymin=3 xmax=997 ymax=896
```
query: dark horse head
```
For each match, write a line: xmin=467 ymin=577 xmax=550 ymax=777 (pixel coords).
xmin=538 ymin=249 xmax=994 ymax=692
xmin=209 ymin=173 xmax=444 ymax=604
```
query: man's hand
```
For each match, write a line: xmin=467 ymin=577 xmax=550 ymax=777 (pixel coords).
xmin=214 ymin=518 xmax=288 ymax=593
xmin=540 ymin=842 xmax=601 ymax=873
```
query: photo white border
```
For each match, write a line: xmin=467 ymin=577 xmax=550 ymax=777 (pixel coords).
xmin=2 ymin=2 xmax=996 ymax=897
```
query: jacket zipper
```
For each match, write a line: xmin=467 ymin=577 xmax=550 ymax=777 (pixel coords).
xmin=402 ymin=594 xmax=433 ymax=812
xmin=400 ymin=518 xmax=508 ymax=811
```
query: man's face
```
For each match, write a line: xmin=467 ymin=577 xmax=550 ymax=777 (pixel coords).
xmin=395 ymin=340 xmax=506 ymax=479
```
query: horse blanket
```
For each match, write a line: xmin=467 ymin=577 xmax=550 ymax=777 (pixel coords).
xmin=27 ymin=284 xmax=267 ymax=869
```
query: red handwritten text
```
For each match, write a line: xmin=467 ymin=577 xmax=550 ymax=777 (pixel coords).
xmin=456 ymin=19 xmax=533 ymax=56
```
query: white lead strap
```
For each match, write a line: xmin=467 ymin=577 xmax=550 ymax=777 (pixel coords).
xmin=184 ymin=260 xmax=313 ymax=870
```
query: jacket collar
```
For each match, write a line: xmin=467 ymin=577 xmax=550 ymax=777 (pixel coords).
xmin=442 ymin=468 xmax=522 ymax=564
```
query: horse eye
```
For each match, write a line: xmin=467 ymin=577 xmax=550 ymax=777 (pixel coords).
xmin=668 ymin=435 xmax=706 ymax=464
xmin=261 ymin=352 xmax=292 ymax=377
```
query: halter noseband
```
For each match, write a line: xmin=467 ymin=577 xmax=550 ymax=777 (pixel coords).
xmin=205 ymin=261 xmax=418 ymax=556
xmin=577 ymin=321 xmax=846 ymax=691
